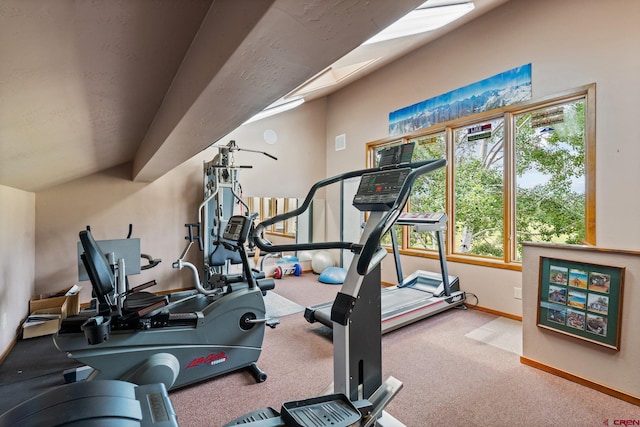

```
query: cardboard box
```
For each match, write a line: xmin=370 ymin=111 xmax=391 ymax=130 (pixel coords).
xmin=29 ymin=286 xmax=81 ymax=317
xmin=22 ymin=305 xmax=64 ymax=339
xmin=23 ymin=286 xmax=81 ymax=339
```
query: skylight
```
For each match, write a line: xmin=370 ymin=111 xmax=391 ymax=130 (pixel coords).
xmin=243 ymin=96 xmax=305 ymax=125
xmin=243 ymin=1 xmax=476 ymax=124
xmin=363 ymin=0 xmax=475 ymax=45
xmin=286 ymin=58 xmax=381 ymax=99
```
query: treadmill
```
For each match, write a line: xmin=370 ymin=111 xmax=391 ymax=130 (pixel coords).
xmin=381 ymin=211 xmax=466 ymax=333
xmin=304 ymin=143 xmax=466 ymax=334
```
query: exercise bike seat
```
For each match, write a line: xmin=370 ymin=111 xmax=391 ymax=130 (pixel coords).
xmin=120 ymin=279 xmax=168 ymax=315
xmin=122 ymin=292 xmax=168 ymax=314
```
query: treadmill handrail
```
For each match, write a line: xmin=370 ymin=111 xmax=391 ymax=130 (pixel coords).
xmin=252 ymin=166 xmax=385 ymax=254
xmin=251 ymin=160 xmax=444 ymax=255
xmin=356 ymin=159 xmax=446 ymax=275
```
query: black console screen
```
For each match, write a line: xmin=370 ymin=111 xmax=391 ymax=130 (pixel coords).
xmin=223 ymin=216 xmax=248 ymax=243
xmin=352 ymin=168 xmax=410 ymax=212
xmin=378 ymin=142 xmax=414 ymax=167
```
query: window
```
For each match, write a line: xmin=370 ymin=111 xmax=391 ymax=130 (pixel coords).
xmin=286 ymin=198 xmax=298 ymax=236
xmin=244 ymin=196 xmax=297 ymax=238
xmin=453 ymin=118 xmax=505 ymax=258
xmin=513 ymin=99 xmax=587 ymax=260
xmin=406 ymin=133 xmax=447 ymax=251
xmin=274 ymin=198 xmax=286 ymax=233
xmin=367 ymin=85 xmax=595 ymax=269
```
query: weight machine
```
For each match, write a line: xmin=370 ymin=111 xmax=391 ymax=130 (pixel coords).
xmin=190 ymin=140 xmax=276 ymax=286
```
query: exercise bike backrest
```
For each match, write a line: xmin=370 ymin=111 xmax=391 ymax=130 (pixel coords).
xmin=79 ymin=229 xmax=116 ymax=314
xmin=251 ymin=159 xmax=447 ymax=276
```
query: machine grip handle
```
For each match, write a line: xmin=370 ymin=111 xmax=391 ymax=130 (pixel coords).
xmin=251 ymin=161 xmax=438 ymax=254
xmin=252 ymin=223 xmax=353 ymax=253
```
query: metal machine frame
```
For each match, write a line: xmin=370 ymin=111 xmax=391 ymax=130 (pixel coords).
xmin=305 ymin=145 xmax=465 ymax=335
xmin=224 ymin=159 xmax=446 ymax=426
xmin=0 ymin=380 xmax=178 ymax=427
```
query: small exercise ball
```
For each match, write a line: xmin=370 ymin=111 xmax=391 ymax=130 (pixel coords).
xmin=311 ymin=251 xmax=334 ymax=274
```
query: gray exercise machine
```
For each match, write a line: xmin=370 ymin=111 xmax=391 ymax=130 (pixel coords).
xmin=193 ymin=140 xmax=276 ymax=285
xmin=54 ymin=215 xmax=275 ymax=391
xmin=305 ymin=144 xmax=465 ymax=334
xmin=224 ymin=158 xmax=445 ymax=426
xmin=0 ymin=380 xmax=178 ymax=427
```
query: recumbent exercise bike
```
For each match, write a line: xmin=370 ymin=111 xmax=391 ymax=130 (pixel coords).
xmin=54 ymin=215 xmax=276 ymax=390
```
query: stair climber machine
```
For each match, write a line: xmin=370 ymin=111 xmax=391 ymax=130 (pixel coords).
xmin=305 ymin=144 xmax=466 ymax=334
xmin=53 ymin=214 xmax=277 ymax=391
xmin=188 ymin=140 xmax=277 ymax=286
xmin=223 ymin=158 xmax=446 ymax=426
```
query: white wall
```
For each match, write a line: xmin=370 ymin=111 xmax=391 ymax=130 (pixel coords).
xmin=322 ymin=0 xmax=640 ymax=316
xmin=35 ymin=162 xmax=201 ymax=303
xmin=221 ymin=98 xmax=328 ymax=198
xmin=33 ymin=99 xmax=328 ymax=304
xmin=522 ymin=243 xmax=640 ymax=400
xmin=0 ymin=185 xmax=35 ymax=356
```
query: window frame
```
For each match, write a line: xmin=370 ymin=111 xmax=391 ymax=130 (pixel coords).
xmin=245 ymin=196 xmax=297 ymax=238
xmin=366 ymin=84 xmax=596 ymax=271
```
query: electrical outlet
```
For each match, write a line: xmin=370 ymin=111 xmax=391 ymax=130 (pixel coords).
xmin=514 ymin=287 xmax=522 ymax=300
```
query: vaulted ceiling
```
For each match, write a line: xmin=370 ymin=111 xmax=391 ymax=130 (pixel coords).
xmin=0 ymin=0 xmax=506 ymax=192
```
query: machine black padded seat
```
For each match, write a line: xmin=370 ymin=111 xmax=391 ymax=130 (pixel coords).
xmin=209 ymin=242 xmax=242 ymax=267
xmin=123 ymin=292 xmax=168 ymax=314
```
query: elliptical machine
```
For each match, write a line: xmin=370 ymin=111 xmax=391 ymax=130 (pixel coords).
xmin=54 ymin=214 xmax=275 ymax=390
xmin=225 ymin=158 xmax=446 ymax=426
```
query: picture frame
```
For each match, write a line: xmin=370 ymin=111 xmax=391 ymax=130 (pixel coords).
xmin=537 ymin=257 xmax=624 ymax=350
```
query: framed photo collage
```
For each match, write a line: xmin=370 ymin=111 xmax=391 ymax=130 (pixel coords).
xmin=537 ymin=257 xmax=624 ymax=350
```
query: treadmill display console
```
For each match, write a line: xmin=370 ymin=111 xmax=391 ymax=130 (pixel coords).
xmin=378 ymin=142 xmax=414 ymax=167
xmin=353 ymin=168 xmax=410 ymax=212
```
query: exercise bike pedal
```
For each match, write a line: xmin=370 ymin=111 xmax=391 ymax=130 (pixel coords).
xmin=248 ymin=362 xmax=268 ymax=383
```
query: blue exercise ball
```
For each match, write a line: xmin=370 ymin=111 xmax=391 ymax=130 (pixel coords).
xmin=318 ymin=266 xmax=347 ymax=285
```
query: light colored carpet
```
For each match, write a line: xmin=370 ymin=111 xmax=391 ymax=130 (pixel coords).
xmin=465 ymin=316 xmax=523 ymax=355
xmin=263 ymin=291 xmax=304 ymax=318
xmin=5 ymin=274 xmax=639 ymax=426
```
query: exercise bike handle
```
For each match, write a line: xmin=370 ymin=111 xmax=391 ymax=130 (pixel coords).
xmin=251 ymin=160 xmax=446 ymax=262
